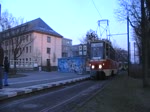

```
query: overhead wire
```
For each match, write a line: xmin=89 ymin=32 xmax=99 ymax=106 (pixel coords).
xmin=91 ymin=0 xmax=102 ymax=18
xmin=91 ymin=0 xmax=110 ymax=39
xmin=91 ymin=0 xmax=127 ymax=61
xmin=91 ymin=0 xmax=110 ymax=40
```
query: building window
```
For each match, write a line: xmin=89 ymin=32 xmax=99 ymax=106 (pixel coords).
xmin=26 ymin=58 xmax=28 ymax=63
xmin=9 ymin=40 xmax=12 ymax=45
xmin=6 ymin=32 xmax=9 ymax=37
xmin=67 ymin=41 xmax=70 ymax=45
xmin=26 ymin=35 xmax=28 ymax=42
xmin=2 ymin=33 xmax=5 ymax=38
xmin=29 ymin=58 xmax=31 ymax=64
xmin=23 ymin=59 xmax=24 ymax=64
xmin=9 ymin=49 xmax=11 ymax=54
xmin=19 ymin=48 xmax=21 ymax=52
xmin=5 ymin=50 xmax=8 ymax=56
xmin=23 ymin=47 xmax=25 ymax=51
xmin=23 ymin=36 xmax=25 ymax=43
xmin=30 ymin=46 xmax=31 ymax=53
xmin=47 ymin=48 xmax=51 ymax=54
xmin=26 ymin=47 xmax=28 ymax=53
xmin=29 ymin=34 xmax=32 ymax=41
xmin=47 ymin=36 xmax=51 ymax=43
xmin=12 ymin=49 xmax=14 ymax=53
xmin=12 ymin=30 xmax=15 ymax=35
xmin=21 ymin=26 xmax=25 ymax=32
xmin=5 ymin=41 xmax=8 ymax=46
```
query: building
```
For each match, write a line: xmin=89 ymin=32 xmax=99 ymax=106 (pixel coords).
xmin=0 ymin=18 xmax=63 ymax=71
xmin=62 ymin=38 xmax=72 ymax=57
xmin=72 ymin=45 xmax=80 ymax=57
xmin=72 ymin=44 xmax=87 ymax=57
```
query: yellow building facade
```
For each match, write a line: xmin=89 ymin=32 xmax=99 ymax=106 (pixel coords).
xmin=0 ymin=18 xmax=63 ymax=70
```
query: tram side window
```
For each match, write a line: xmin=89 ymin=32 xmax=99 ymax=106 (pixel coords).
xmin=106 ymin=43 xmax=109 ymax=58
xmin=110 ymin=47 xmax=115 ymax=60
xmin=110 ymin=47 xmax=112 ymax=59
xmin=113 ymin=50 xmax=115 ymax=60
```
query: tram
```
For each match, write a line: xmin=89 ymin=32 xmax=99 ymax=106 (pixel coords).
xmin=89 ymin=39 xmax=119 ymax=80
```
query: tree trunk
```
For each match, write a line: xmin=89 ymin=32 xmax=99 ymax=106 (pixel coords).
xmin=141 ymin=0 xmax=149 ymax=87
xmin=13 ymin=54 xmax=17 ymax=75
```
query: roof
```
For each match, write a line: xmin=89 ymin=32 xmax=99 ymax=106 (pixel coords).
xmin=63 ymin=37 xmax=72 ymax=41
xmin=25 ymin=18 xmax=63 ymax=37
xmin=0 ymin=18 xmax=63 ymax=38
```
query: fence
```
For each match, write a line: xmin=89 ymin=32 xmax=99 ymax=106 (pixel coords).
xmin=9 ymin=60 xmax=38 ymax=70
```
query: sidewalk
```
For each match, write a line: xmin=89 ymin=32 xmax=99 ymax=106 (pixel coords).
xmin=0 ymin=71 xmax=90 ymax=101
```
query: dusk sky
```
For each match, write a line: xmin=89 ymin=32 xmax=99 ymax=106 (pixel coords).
xmin=0 ymin=0 xmax=132 ymax=51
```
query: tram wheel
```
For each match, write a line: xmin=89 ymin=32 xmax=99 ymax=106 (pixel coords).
xmin=96 ymin=71 xmax=106 ymax=80
xmin=111 ymin=71 xmax=115 ymax=76
xmin=96 ymin=72 xmax=100 ymax=80
xmin=101 ymin=72 xmax=106 ymax=80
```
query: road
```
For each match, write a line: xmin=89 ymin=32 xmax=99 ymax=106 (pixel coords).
xmin=0 ymin=79 xmax=111 ymax=112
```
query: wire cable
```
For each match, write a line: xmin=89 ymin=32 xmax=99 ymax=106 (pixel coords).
xmin=91 ymin=0 xmax=102 ymax=18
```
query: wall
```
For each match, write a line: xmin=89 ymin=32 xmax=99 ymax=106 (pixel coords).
xmin=33 ymin=32 xmax=62 ymax=67
xmin=58 ymin=57 xmax=85 ymax=73
xmin=2 ymin=31 xmax=62 ymax=70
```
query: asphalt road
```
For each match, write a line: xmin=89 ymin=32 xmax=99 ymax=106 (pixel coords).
xmin=0 ymin=79 xmax=110 ymax=112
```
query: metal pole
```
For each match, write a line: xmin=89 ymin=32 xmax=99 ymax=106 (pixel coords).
xmin=134 ymin=42 xmax=135 ymax=63
xmin=127 ymin=15 xmax=130 ymax=76
xmin=82 ymin=44 xmax=84 ymax=75
xmin=82 ymin=44 xmax=83 ymax=74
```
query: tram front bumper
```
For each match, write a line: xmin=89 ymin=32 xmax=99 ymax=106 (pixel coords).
xmin=90 ymin=70 xmax=104 ymax=79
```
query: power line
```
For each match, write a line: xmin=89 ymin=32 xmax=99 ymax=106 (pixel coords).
xmin=91 ymin=0 xmax=102 ymax=18
xmin=107 ymin=33 xmax=127 ymax=36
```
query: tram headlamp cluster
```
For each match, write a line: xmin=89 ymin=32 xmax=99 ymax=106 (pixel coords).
xmin=91 ymin=64 xmax=102 ymax=69
xmin=99 ymin=64 xmax=102 ymax=69
xmin=91 ymin=65 xmax=95 ymax=69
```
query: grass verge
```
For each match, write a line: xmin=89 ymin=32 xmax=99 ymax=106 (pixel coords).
xmin=8 ymin=74 xmax=27 ymax=78
xmin=75 ymin=71 xmax=150 ymax=112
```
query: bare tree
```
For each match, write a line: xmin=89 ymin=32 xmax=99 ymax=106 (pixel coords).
xmin=116 ymin=0 xmax=150 ymax=87
xmin=79 ymin=29 xmax=99 ymax=60
xmin=82 ymin=29 xmax=99 ymax=43
xmin=0 ymin=10 xmax=34 ymax=74
xmin=115 ymin=0 xmax=150 ymax=64
xmin=33 ymin=48 xmax=41 ymax=64
xmin=115 ymin=0 xmax=141 ymax=60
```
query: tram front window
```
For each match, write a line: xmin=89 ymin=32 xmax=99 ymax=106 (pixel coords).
xmin=91 ymin=43 xmax=103 ymax=60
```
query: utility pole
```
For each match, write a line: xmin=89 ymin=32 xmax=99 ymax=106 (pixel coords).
xmin=127 ymin=14 xmax=130 ymax=76
xmin=141 ymin=0 xmax=148 ymax=87
xmin=134 ymin=42 xmax=135 ymax=63
xmin=0 ymin=4 xmax=1 ymax=17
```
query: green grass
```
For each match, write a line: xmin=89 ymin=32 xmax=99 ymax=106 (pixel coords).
xmin=75 ymin=72 xmax=150 ymax=112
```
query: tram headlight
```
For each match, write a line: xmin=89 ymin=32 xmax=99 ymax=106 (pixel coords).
xmin=99 ymin=64 xmax=102 ymax=69
xmin=91 ymin=65 xmax=95 ymax=69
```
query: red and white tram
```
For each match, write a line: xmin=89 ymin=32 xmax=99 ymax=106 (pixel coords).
xmin=89 ymin=40 xmax=119 ymax=79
